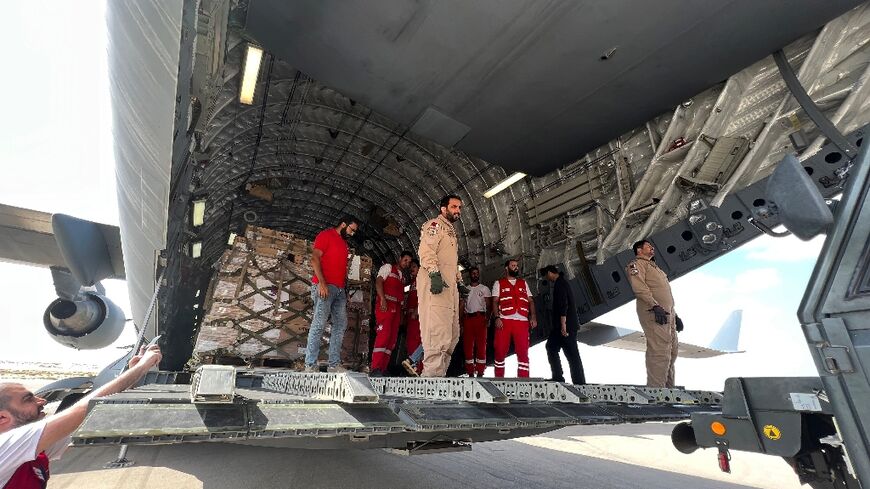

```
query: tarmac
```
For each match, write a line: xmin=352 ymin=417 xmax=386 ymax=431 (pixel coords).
xmin=47 ymin=423 xmax=802 ymax=489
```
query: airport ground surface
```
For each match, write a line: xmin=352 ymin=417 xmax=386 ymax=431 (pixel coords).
xmin=47 ymin=422 xmax=802 ymax=489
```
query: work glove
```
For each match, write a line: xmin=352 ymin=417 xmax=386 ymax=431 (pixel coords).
xmin=650 ymin=305 xmax=669 ymax=325
xmin=429 ymin=272 xmax=447 ymax=294
xmin=457 ymin=283 xmax=470 ymax=297
xmin=675 ymin=315 xmax=684 ymax=332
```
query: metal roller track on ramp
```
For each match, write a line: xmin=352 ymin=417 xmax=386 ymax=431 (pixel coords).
xmin=73 ymin=371 xmax=721 ymax=450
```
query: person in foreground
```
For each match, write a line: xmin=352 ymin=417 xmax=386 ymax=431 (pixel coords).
xmin=0 ymin=344 xmax=162 ymax=488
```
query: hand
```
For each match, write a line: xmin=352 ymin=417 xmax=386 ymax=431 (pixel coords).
xmin=650 ymin=305 xmax=669 ymax=325
xmin=675 ymin=315 xmax=684 ymax=332
xmin=318 ymin=282 xmax=329 ymax=299
xmin=495 ymin=318 xmax=503 ymax=330
xmin=429 ymin=272 xmax=446 ymax=294
xmin=379 ymin=297 xmax=388 ymax=312
xmin=561 ymin=326 xmax=569 ymax=337
xmin=129 ymin=344 xmax=162 ymax=369
xmin=530 ymin=318 xmax=538 ymax=329
xmin=142 ymin=344 xmax=162 ymax=367
xmin=128 ymin=346 xmax=146 ymax=369
xmin=458 ymin=283 xmax=470 ymax=296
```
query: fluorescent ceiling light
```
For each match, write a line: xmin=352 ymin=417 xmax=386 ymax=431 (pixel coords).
xmin=483 ymin=172 xmax=526 ymax=198
xmin=239 ymin=45 xmax=263 ymax=105
xmin=192 ymin=200 xmax=206 ymax=227
xmin=191 ymin=241 xmax=202 ymax=258
xmin=227 ymin=232 xmax=237 ymax=245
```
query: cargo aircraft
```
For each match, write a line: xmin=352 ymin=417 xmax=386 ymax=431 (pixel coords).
xmin=2 ymin=2 xmax=870 ymax=486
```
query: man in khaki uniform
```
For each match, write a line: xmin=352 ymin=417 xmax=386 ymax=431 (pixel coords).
xmin=417 ymin=195 xmax=463 ymax=377
xmin=626 ymin=239 xmax=679 ymax=387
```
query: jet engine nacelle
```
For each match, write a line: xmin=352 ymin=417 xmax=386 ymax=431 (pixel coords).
xmin=42 ymin=292 xmax=125 ymax=349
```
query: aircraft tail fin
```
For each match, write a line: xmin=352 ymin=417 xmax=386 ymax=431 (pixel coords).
xmin=708 ymin=309 xmax=742 ymax=352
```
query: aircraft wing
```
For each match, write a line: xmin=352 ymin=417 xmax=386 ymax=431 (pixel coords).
xmin=577 ymin=320 xmax=742 ymax=359
xmin=0 ymin=203 xmax=65 ymax=269
xmin=0 ymin=203 xmax=125 ymax=280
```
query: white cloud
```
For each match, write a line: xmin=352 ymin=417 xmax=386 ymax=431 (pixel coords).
xmin=742 ymin=234 xmax=825 ymax=263
xmin=733 ymin=267 xmax=782 ymax=292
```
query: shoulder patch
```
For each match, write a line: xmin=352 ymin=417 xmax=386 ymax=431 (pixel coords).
xmin=422 ymin=220 xmax=439 ymax=233
xmin=627 ymin=261 xmax=639 ymax=275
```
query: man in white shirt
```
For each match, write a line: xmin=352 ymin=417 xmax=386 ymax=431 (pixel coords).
xmin=461 ymin=266 xmax=491 ymax=377
xmin=491 ymin=259 xmax=537 ymax=377
xmin=0 ymin=344 xmax=161 ymax=488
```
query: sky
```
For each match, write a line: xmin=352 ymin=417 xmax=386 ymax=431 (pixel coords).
xmin=0 ymin=2 xmax=826 ymax=390
xmin=0 ymin=1 xmax=135 ymax=368
xmin=509 ymin=234 xmax=825 ymax=390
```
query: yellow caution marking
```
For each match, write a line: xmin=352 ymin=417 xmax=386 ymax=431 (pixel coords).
xmin=763 ymin=424 xmax=782 ymax=441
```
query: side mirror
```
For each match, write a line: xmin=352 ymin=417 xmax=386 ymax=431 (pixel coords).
xmin=766 ymin=155 xmax=834 ymax=240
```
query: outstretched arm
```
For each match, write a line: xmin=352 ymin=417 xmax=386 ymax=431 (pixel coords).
xmin=37 ymin=345 xmax=162 ymax=453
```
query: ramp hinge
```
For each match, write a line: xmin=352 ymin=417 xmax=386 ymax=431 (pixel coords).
xmin=817 ymin=346 xmax=854 ymax=374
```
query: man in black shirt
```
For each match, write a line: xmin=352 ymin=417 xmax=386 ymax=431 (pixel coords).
xmin=542 ymin=265 xmax=586 ymax=384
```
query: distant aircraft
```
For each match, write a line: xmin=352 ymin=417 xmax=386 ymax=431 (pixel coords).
xmin=578 ymin=310 xmax=743 ymax=359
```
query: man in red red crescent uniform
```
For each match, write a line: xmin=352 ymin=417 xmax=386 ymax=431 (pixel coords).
xmin=0 ymin=344 xmax=161 ymax=488
xmin=370 ymin=251 xmax=413 ymax=376
xmin=492 ymin=259 xmax=538 ymax=378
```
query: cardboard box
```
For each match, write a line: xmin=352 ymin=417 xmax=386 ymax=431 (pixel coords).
xmin=193 ymin=225 xmax=372 ymax=370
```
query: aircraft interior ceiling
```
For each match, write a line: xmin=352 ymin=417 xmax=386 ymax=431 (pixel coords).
xmin=189 ymin=1 xmax=870 ymax=270
xmin=149 ymin=1 xmax=870 ymax=366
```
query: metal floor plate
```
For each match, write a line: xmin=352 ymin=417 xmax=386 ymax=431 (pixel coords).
xmin=73 ymin=375 xmax=721 ymax=448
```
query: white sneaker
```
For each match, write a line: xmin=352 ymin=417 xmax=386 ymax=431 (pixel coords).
xmin=304 ymin=365 xmax=318 ymax=373
xmin=327 ymin=365 xmax=347 ymax=373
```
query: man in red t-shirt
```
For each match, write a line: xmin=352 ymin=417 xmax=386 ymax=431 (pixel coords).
xmin=0 ymin=345 xmax=161 ymax=488
xmin=305 ymin=215 xmax=359 ymax=372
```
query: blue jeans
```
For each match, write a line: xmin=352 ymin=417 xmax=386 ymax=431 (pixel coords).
xmin=305 ymin=284 xmax=348 ymax=368
xmin=410 ymin=344 xmax=424 ymax=364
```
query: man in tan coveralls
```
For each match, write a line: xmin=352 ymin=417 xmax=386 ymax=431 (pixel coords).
xmin=417 ymin=195 xmax=463 ymax=377
xmin=626 ymin=239 xmax=679 ymax=387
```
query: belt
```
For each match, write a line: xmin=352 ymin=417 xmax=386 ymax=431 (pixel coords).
xmin=465 ymin=311 xmax=486 ymax=316
xmin=384 ymin=295 xmax=400 ymax=302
